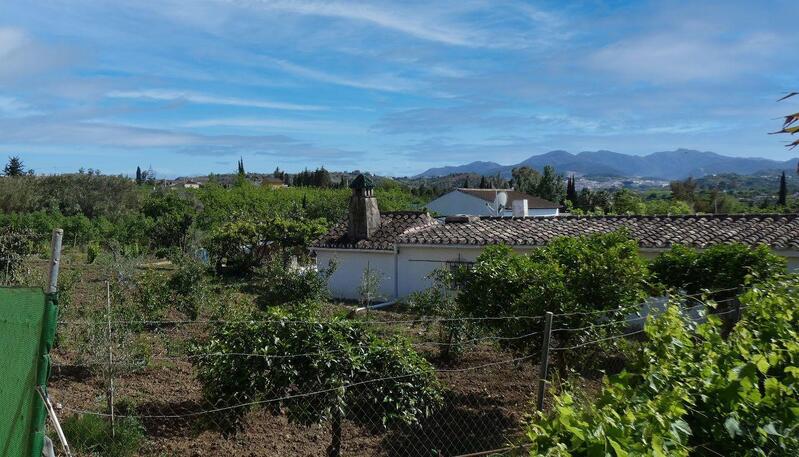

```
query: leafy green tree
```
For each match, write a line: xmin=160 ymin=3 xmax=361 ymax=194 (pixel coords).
xmin=670 ymin=177 xmax=698 ymax=204
xmin=141 ymin=192 xmax=197 ymax=252
xmin=3 ymin=155 xmax=25 ymax=176
xmin=535 ymin=165 xmax=565 ymax=203
xmin=612 ymin=189 xmax=645 ymax=214
xmin=193 ymin=306 xmax=442 ymax=457
xmin=455 ymin=232 xmax=646 ymax=372
xmin=511 ymin=166 xmax=541 ymax=196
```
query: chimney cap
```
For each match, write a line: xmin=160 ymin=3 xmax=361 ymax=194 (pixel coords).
xmin=349 ymin=174 xmax=375 ymax=190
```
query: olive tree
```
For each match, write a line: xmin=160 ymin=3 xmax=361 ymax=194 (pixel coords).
xmin=193 ymin=306 xmax=442 ymax=457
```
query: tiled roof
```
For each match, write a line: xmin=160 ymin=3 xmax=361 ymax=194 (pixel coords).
xmin=397 ymin=214 xmax=799 ymax=251
xmin=457 ymin=188 xmax=559 ymax=209
xmin=312 ymin=211 xmax=438 ymax=251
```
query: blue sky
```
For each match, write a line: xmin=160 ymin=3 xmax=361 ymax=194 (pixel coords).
xmin=1 ymin=0 xmax=797 ymax=177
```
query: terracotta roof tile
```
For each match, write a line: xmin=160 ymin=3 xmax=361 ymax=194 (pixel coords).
xmin=396 ymin=214 xmax=799 ymax=251
xmin=312 ymin=211 xmax=438 ymax=251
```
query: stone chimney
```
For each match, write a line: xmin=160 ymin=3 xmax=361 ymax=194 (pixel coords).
xmin=348 ymin=174 xmax=380 ymax=240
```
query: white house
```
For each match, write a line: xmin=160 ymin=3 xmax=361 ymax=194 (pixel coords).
xmin=426 ymin=188 xmax=559 ymax=217
xmin=312 ymin=175 xmax=799 ymax=301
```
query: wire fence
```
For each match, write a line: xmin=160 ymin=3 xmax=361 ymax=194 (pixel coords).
xmin=44 ymin=291 xmax=744 ymax=457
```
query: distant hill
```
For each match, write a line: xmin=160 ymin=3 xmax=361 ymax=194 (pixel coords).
xmin=414 ymin=149 xmax=798 ymax=180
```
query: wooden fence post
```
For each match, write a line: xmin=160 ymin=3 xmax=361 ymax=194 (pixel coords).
xmin=537 ymin=312 xmax=554 ymax=411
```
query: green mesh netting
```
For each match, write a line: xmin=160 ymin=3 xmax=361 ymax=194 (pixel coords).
xmin=0 ymin=288 xmax=57 ymax=457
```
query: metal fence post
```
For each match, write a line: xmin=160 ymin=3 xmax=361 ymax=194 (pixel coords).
xmin=536 ymin=312 xmax=554 ymax=411
xmin=47 ymin=229 xmax=63 ymax=294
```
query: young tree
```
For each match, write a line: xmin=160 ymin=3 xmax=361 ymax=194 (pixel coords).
xmin=193 ymin=308 xmax=442 ymax=457
xmin=778 ymin=171 xmax=788 ymax=206
xmin=357 ymin=263 xmax=384 ymax=309
xmin=3 ymin=155 xmax=25 ymax=176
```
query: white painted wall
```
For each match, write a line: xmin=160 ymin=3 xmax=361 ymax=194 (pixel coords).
xmin=315 ymin=249 xmax=395 ymax=300
xmin=426 ymin=191 xmax=496 ymax=216
xmin=528 ymin=207 xmax=559 ymax=217
xmin=427 ymin=190 xmax=558 ymax=217
xmin=396 ymin=245 xmax=539 ymax=297
xmin=318 ymin=245 xmax=799 ymax=301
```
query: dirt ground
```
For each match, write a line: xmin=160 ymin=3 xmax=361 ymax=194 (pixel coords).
xmin=50 ymin=342 xmax=542 ymax=456
xmin=42 ymin=252 xmax=552 ymax=456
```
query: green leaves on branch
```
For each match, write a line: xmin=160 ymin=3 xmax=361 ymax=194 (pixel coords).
xmin=650 ymin=243 xmax=785 ymax=297
xmin=192 ymin=305 xmax=442 ymax=453
xmin=523 ymin=276 xmax=799 ymax=456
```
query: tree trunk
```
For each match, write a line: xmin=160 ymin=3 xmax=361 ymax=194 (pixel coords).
xmin=327 ymin=408 xmax=342 ymax=457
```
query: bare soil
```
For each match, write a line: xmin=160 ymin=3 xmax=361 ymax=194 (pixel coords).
xmin=40 ymin=252 xmax=598 ymax=456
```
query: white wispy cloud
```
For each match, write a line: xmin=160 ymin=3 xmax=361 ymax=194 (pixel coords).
xmin=106 ymin=89 xmax=327 ymax=111
xmin=0 ymin=96 xmax=41 ymax=117
xmin=0 ymin=27 xmax=77 ymax=82
xmin=181 ymin=117 xmax=364 ymax=134
xmin=235 ymin=0 xmax=476 ymax=46
xmin=589 ymin=30 xmax=781 ymax=84
xmin=266 ymin=58 xmax=421 ymax=93
xmin=0 ymin=117 xmax=363 ymax=159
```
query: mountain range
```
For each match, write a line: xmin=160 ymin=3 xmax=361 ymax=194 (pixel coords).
xmin=414 ymin=149 xmax=799 ymax=180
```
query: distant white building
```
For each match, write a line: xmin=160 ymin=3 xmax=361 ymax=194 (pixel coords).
xmin=426 ymin=188 xmax=559 ymax=217
xmin=312 ymin=175 xmax=799 ymax=301
xmin=183 ymin=180 xmax=201 ymax=189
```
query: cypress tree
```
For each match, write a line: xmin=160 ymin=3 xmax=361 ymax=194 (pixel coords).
xmin=135 ymin=166 xmax=142 ymax=184
xmin=778 ymin=171 xmax=788 ymax=206
xmin=566 ymin=175 xmax=577 ymax=204
xmin=463 ymin=176 xmax=470 ymax=188
xmin=237 ymin=157 xmax=245 ymax=176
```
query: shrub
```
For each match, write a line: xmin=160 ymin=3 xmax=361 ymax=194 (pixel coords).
xmin=193 ymin=306 xmax=442 ymax=457
xmin=61 ymin=414 xmax=144 ymax=457
xmin=522 ymin=275 xmax=799 ymax=456
xmin=0 ymin=226 xmax=37 ymax=284
xmin=168 ymin=254 xmax=212 ymax=319
xmin=255 ymin=257 xmax=334 ymax=308
xmin=650 ymin=243 xmax=786 ymax=296
xmin=455 ymin=232 xmax=647 ymax=369
xmin=87 ymin=241 xmax=100 ymax=264
xmin=133 ymin=268 xmax=173 ymax=321
xmin=405 ymin=268 xmax=478 ymax=360
xmin=207 ymin=217 xmax=328 ymax=274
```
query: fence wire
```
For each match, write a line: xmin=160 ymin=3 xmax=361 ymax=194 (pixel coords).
xmin=47 ymin=294 xmax=743 ymax=457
